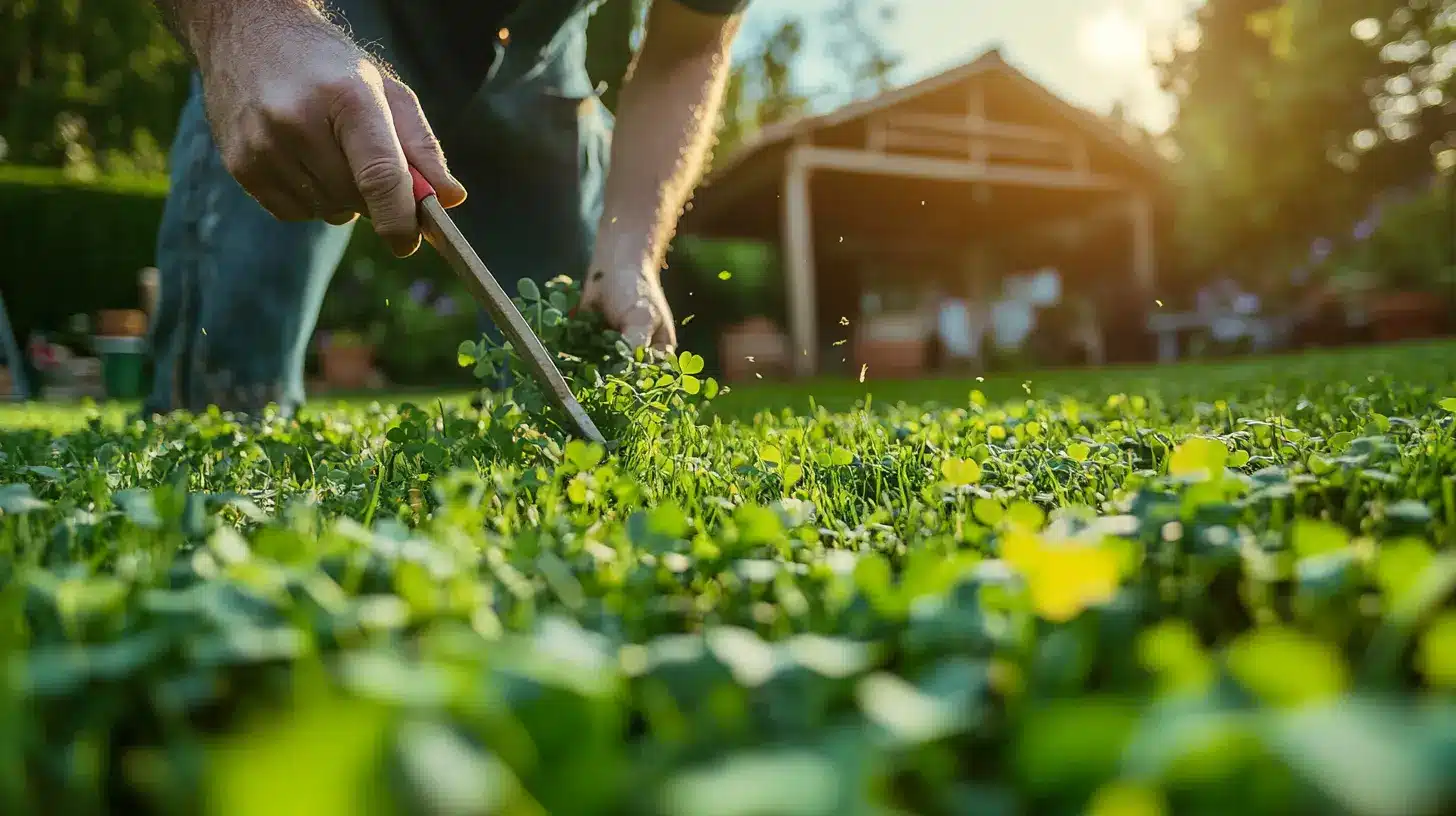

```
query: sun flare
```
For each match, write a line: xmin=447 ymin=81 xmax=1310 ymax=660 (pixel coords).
xmin=1079 ymin=7 xmax=1148 ymax=69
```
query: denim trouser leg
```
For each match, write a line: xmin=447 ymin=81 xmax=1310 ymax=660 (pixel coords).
xmin=146 ymin=1 xmax=612 ymax=416
xmin=146 ymin=74 xmax=355 ymax=417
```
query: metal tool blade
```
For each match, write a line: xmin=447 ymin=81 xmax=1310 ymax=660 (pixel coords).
xmin=416 ymin=195 xmax=607 ymax=446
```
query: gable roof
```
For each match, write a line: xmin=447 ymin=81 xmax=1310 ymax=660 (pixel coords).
xmin=702 ymin=46 xmax=1165 ymax=187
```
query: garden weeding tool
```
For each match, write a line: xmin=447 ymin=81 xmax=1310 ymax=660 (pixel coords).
xmin=410 ymin=167 xmax=607 ymax=446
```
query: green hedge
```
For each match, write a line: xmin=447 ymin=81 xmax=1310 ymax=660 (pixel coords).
xmin=0 ymin=165 xmax=477 ymax=385
xmin=0 ymin=167 xmax=171 ymax=346
xmin=0 ymin=165 xmax=785 ymax=387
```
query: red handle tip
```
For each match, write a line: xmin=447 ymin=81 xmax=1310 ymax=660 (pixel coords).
xmin=409 ymin=166 xmax=435 ymax=204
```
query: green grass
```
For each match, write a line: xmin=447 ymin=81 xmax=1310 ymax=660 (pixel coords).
xmin=708 ymin=338 xmax=1456 ymax=416
xmin=9 ymin=338 xmax=1451 ymax=432
xmin=2 ymin=297 xmax=1456 ymax=815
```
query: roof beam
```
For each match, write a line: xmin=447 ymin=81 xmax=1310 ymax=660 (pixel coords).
xmin=684 ymin=150 xmax=787 ymax=228
xmin=799 ymin=146 xmax=1127 ymax=191
xmin=888 ymin=113 xmax=1067 ymax=145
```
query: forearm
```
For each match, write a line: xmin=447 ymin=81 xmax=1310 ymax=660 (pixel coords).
xmin=590 ymin=18 xmax=738 ymax=278
xmin=155 ymin=0 xmax=330 ymax=61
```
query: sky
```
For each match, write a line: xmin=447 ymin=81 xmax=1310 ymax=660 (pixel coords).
xmin=732 ymin=0 xmax=1201 ymax=134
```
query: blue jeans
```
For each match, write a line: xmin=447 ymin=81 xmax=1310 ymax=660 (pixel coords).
xmin=145 ymin=0 xmax=613 ymax=416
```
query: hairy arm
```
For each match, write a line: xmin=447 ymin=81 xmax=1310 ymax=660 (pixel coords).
xmin=581 ymin=1 xmax=743 ymax=350
xmin=154 ymin=0 xmax=330 ymax=63
xmin=150 ymin=0 xmax=464 ymax=255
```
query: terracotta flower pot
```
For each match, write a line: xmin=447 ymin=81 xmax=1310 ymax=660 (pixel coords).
xmin=853 ymin=312 xmax=929 ymax=379
xmin=320 ymin=344 xmax=375 ymax=390
xmin=853 ymin=339 xmax=928 ymax=379
xmin=1370 ymin=291 xmax=1446 ymax=343
xmin=97 ymin=309 xmax=148 ymax=338
xmin=719 ymin=316 xmax=789 ymax=382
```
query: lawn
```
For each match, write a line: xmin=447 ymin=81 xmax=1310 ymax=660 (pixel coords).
xmin=2 ymin=301 xmax=1456 ymax=816
xmin=8 ymin=337 xmax=1451 ymax=430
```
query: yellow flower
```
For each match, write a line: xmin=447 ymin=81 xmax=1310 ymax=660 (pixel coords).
xmin=1001 ymin=531 xmax=1123 ymax=623
xmin=1000 ymin=529 xmax=1044 ymax=573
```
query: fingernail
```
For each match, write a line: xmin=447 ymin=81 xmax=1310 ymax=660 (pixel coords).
xmin=392 ymin=237 xmax=421 ymax=258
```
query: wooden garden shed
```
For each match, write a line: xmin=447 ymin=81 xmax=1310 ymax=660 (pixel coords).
xmin=680 ymin=47 xmax=1170 ymax=378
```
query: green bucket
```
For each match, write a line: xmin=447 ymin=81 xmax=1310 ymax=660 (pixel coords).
xmin=93 ymin=336 xmax=148 ymax=401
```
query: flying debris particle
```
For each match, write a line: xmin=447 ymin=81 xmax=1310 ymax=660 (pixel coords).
xmin=1156 ymin=299 xmax=1164 ymax=307
xmin=746 ymin=356 xmax=755 ymax=363
xmin=976 ymin=376 xmax=985 ymax=382
xmin=859 ymin=364 xmax=868 ymax=383
xmin=833 ymin=339 xmax=847 ymax=346
xmin=682 ymin=314 xmax=695 ymax=325
xmin=921 ymin=200 xmax=926 ymax=205
xmin=718 ymin=271 xmax=732 ymax=280
xmin=201 ymin=328 xmax=206 ymax=336
xmin=756 ymin=373 xmax=763 ymax=379
xmin=385 ymin=298 xmax=390 ymax=306
xmin=839 ymin=316 xmax=850 ymax=326
xmin=839 ymin=236 xmax=844 ymax=243
xmin=1023 ymin=381 xmax=1032 ymax=394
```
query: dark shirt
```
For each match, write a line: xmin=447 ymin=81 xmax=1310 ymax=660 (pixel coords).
xmin=377 ymin=0 xmax=750 ymax=120
xmin=382 ymin=0 xmax=519 ymax=116
xmin=431 ymin=0 xmax=520 ymax=90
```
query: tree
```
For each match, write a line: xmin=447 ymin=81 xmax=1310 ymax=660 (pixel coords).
xmin=713 ymin=0 xmax=901 ymax=159
xmin=0 ymin=0 xmax=189 ymax=174
xmin=714 ymin=17 xmax=811 ymax=158
xmin=1345 ymin=2 xmax=1455 ymax=173
xmin=821 ymin=0 xmax=900 ymax=102
xmin=1155 ymin=0 xmax=1449 ymax=291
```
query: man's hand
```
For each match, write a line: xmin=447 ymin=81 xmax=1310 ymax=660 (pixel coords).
xmin=580 ymin=1 xmax=743 ymax=351
xmin=582 ymin=266 xmax=678 ymax=351
xmin=160 ymin=0 xmax=466 ymax=257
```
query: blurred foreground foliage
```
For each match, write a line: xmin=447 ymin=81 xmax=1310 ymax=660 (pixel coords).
xmin=0 ymin=283 xmax=1454 ymax=814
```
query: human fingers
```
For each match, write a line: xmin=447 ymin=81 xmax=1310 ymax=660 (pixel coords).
xmin=650 ymin=297 xmax=677 ymax=352
xmin=578 ymin=271 xmax=604 ymax=313
xmin=220 ymin=115 xmax=318 ymax=221
xmin=330 ymin=71 xmax=419 ymax=256
xmin=617 ymin=301 xmax=658 ymax=351
xmin=289 ymin=128 xmax=367 ymax=220
xmin=383 ymin=78 xmax=467 ymax=210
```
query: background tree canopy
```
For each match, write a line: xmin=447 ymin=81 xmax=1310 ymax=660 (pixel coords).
xmin=0 ymin=0 xmax=189 ymax=175
xmin=0 ymin=0 xmax=899 ymax=380
xmin=1 ymin=0 xmax=1450 ymax=347
xmin=0 ymin=0 xmax=896 ymax=175
xmin=1156 ymin=0 xmax=1453 ymax=293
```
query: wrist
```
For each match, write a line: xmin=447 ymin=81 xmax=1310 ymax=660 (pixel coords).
xmin=590 ymin=222 xmax=660 ymax=282
xmin=184 ymin=0 xmax=334 ymax=69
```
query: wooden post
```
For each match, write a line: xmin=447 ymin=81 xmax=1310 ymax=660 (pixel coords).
xmin=1129 ymin=192 xmax=1155 ymax=293
xmin=962 ymin=244 xmax=992 ymax=369
xmin=968 ymin=82 xmax=989 ymax=209
xmin=867 ymin=116 xmax=887 ymax=152
xmin=967 ymin=82 xmax=987 ymax=167
xmin=1071 ymin=138 xmax=1090 ymax=177
xmin=783 ymin=145 xmax=817 ymax=377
